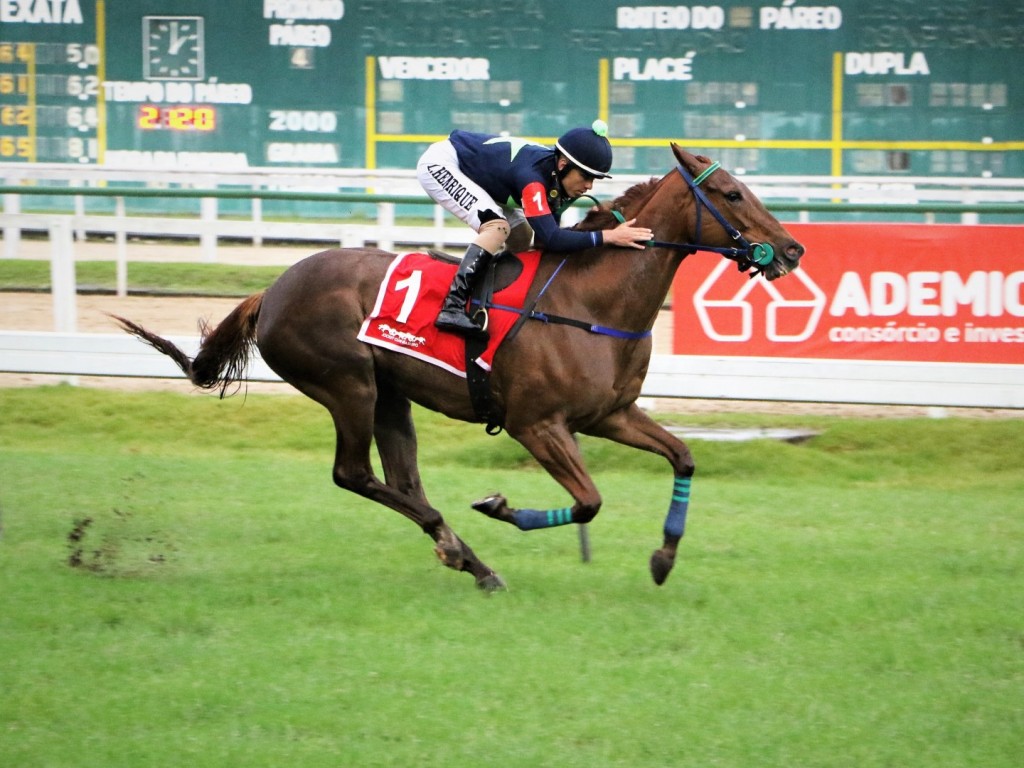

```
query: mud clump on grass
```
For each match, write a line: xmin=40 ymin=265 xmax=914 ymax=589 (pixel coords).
xmin=67 ymin=516 xmax=94 ymax=569
xmin=66 ymin=510 xmax=176 ymax=575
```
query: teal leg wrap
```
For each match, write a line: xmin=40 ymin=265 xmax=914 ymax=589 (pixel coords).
xmin=663 ymin=476 xmax=691 ymax=538
xmin=513 ymin=507 xmax=574 ymax=531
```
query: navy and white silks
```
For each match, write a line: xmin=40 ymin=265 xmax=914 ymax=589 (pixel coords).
xmin=416 ymin=130 xmax=603 ymax=252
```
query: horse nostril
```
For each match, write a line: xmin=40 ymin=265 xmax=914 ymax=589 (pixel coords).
xmin=786 ymin=242 xmax=805 ymax=260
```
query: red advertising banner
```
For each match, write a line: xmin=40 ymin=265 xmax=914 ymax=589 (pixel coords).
xmin=672 ymin=223 xmax=1024 ymax=365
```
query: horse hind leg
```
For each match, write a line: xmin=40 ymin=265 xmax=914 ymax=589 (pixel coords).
xmin=473 ymin=418 xmax=603 ymax=531
xmin=363 ymin=390 xmax=506 ymax=591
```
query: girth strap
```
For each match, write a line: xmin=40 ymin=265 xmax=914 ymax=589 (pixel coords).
xmin=464 ymin=332 xmax=503 ymax=434
xmin=464 ymin=257 xmax=504 ymax=434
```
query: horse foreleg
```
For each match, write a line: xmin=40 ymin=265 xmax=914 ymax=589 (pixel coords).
xmin=474 ymin=418 xmax=603 ymax=531
xmin=372 ymin=392 xmax=505 ymax=591
xmin=585 ymin=403 xmax=696 ymax=586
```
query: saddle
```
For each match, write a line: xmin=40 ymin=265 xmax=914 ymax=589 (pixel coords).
xmin=425 ymin=248 xmax=524 ymax=296
xmin=357 ymin=249 xmax=542 ymax=434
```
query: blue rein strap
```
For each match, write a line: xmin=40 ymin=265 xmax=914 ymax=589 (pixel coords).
xmin=482 ymin=300 xmax=652 ymax=340
xmin=474 ymin=256 xmax=652 ymax=341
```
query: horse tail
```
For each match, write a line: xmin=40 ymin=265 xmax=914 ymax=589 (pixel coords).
xmin=112 ymin=292 xmax=264 ymax=397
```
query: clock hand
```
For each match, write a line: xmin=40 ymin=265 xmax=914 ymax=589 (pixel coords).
xmin=167 ymin=24 xmax=192 ymax=55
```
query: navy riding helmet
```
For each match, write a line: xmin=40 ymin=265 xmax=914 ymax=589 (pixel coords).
xmin=555 ymin=120 xmax=613 ymax=179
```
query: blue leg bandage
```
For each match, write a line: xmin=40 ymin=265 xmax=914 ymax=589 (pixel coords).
xmin=663 ymin=475 xmax=691 ymax=538
xmin=513 ymin=507 xmax=574 ymax=531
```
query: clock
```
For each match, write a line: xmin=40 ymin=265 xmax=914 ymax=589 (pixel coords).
xmin=143 ymin=16 xmax=204 ymax=81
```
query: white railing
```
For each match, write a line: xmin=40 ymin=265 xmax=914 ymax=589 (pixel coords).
xmin=4 ymin=164 xmax=1024 ymax=262
xmin=1 ymin=169 xmax=473 ymax=261
xmin=2 ymin=330 xmax=1021 ymax=409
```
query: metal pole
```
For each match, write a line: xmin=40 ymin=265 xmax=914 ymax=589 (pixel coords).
xmin=577 ymin=524 xmax=591 ymax=563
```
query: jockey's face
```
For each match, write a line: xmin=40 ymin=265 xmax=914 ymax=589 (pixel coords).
xmin=557 ymin=157 xmax=596 ymax=198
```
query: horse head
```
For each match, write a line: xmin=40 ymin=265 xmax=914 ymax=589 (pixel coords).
xmin=668 ymin=144 xmax=804 ymax=281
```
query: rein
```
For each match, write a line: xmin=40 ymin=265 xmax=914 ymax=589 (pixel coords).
xmin=485 ymin=297 xmax=651 ymax=340
xmin=476 ymin=264 xmax=651 ymax=343
xmin=481 ymin=159 xmax=774 ymax=344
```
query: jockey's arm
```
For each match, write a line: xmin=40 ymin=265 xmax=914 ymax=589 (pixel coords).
xmin=528 ymin=210 xmax=652 ymax=252
xmin=520 ymin=179 xmax=652 ymax=252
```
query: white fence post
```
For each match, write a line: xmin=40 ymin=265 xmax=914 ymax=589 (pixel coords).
xmin=433 ymin=205 xmax=446 ymax=251
xmin=73 ymin=193 xmax=86 ymax=242
xmin=115 ymin=196 xmax=128 ymax=297
xmin=252 ymin=196 xmax=263 ymax=247
xmin=3 ymin=193 xmax=20 ymax=259
xmin=201 ymin=196 xmax=218 ymax=261
xmin=48 ymin=219 xmax=78 ymax=386
xmin=49 ymin=219 xmax=77 ymax=333
xmin=377 ymin=202 xmax=394 ymax=252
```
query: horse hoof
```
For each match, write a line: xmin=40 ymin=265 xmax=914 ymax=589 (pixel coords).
xmin=471 ymin=494 xmax=508 ymax=519
xmin=649 ymin=548 xmax=676 ymax=586
xmin=476 ymin=572 xmax=507 ymax=593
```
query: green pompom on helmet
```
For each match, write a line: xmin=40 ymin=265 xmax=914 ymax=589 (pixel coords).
xmin=556 ymin=119 xmax=613 ymax=179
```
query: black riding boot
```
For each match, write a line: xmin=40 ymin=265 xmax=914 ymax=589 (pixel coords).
xmin=435 ymin=243 xmax=493 ymax=337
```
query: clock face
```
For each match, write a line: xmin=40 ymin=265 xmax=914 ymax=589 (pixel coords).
xmin=143 ymin=16 xmax=205 ymax=81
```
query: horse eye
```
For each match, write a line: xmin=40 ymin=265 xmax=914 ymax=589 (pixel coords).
xmin=725 ymin=191 xmax=743 ymax=203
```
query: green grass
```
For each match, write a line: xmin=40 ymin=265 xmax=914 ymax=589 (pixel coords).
xmin=0 ymin=259 xmax=287 ymax=296
xmin=1 ymin=387 xmax=1022 ymax=766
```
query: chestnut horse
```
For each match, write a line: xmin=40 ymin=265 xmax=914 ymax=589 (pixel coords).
xmin=115 ymin=144 xmax=804 ymax=591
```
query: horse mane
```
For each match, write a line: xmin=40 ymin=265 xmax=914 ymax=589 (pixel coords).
xmin=575 ymin=177 xmax=661 ymax=232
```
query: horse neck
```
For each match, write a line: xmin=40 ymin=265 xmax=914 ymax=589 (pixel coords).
xmin=635 ymin=168 xmax=699 ymax=253
xmin=560 ymin=172 xmax=695 ymax=331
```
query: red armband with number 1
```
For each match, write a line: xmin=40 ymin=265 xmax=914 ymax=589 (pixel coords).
xmin=521 ymin=181 xmax=552 ymax=217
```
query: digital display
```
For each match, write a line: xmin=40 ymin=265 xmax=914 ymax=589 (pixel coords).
xmin=137 ymin=105 xmax=216 ymax=131
xmin=0 ymin=2 xmax=1019 ymax=177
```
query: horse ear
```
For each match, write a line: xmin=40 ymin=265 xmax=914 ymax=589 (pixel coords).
xmin=670 ymin=143 xmax=699 ymax=170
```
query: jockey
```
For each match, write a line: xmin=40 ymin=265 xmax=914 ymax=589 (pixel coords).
xmin=416 ymin=120 xmax=654 ymax=337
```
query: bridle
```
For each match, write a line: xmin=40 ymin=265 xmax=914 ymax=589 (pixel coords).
xmin=612 ymin=161 xmax=776 ymax=274
xmin=479 ymin=159 xmax=779 ymax=347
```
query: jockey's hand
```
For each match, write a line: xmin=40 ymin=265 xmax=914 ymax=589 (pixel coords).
xmin=604 ymin=218 xmax=654 ymax=250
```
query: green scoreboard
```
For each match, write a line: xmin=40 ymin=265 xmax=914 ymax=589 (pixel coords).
xmin=1 ymin=0 xmax=1021 ymax=177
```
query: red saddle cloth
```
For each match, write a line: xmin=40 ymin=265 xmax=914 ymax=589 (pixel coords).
xmin=357 ymin=250 xmax=541 ymax=377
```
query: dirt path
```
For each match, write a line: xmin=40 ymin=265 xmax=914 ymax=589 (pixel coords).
xmin=1 ymin=291 xmax=243 ymax=335
xmin=0 ymin=291 xmax=297 ymax=393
